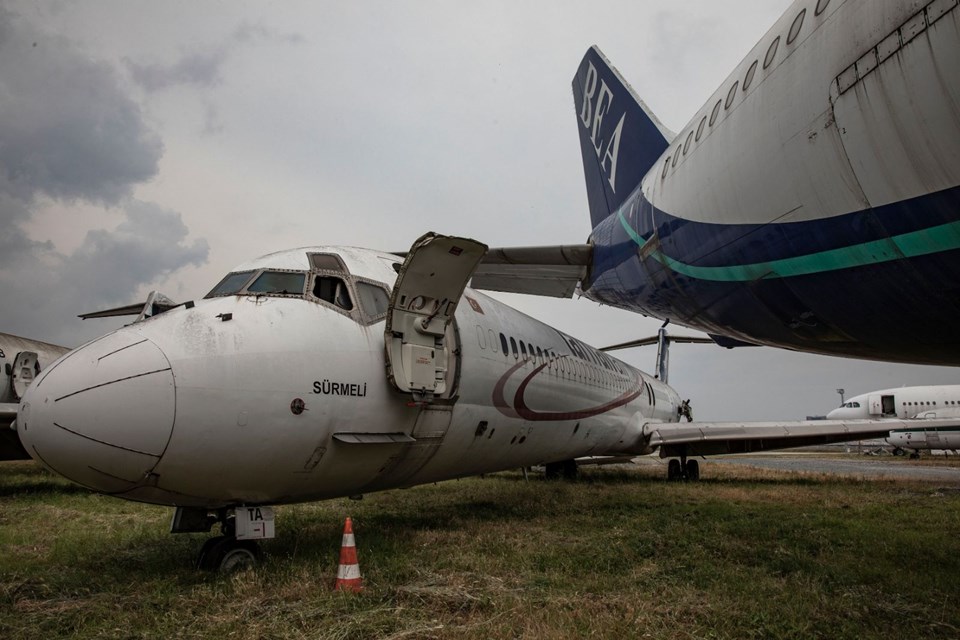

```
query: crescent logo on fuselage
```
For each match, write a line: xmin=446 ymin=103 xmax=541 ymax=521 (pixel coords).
xmin=492 ymin=355 xmax=645 ymax=421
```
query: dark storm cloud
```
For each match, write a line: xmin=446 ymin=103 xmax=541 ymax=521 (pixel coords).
xmin=64 ymin=201 xmax=209 ymax=303
xmin=125 ymin=21 xmax=302 ymax=92
xmin=0 ymin=9 xmax=162 ymax=209
xmin=0 ymin=8 xmax=208 ymax=344
xmin=0 ymin=202 xmax=209 ymax=346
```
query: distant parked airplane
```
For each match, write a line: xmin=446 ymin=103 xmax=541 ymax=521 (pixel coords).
xmin=827 ymin=384 xmax=960 ymax=457
xmin=0 ymin=333 xmax=69 ymax=460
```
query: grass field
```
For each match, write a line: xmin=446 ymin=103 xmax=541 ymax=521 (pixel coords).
xmin=2 ymin=459 xmax=959 ymax=639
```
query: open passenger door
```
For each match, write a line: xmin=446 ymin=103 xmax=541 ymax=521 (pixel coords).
xmin=385 ymin=233 xmax=487 ymax=403
xmin=10 ymin=351 xmax=39 ymax=400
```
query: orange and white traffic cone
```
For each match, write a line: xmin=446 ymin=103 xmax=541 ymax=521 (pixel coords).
xmin=334 ymin=517 xmax=363 ymax=592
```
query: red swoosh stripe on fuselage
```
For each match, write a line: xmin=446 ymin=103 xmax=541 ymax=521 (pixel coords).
xmin=492 ymin=356 xmax=644 ymax=421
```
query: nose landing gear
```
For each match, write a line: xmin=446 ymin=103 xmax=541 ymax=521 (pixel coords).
xmin=172 ymin=505 xmax=273 ymax=572
xmin=197 ymin=532 xmax=261 ymax=572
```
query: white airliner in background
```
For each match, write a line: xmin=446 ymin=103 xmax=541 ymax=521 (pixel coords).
xmin=827 ymin=385 xmax=960 ymax=456
xmin=0 ymin=333 xmax=69 ymax=460
xmin=16 ymin=235 xmax=958 ymax=571
xmin=473 ymin=0 xmax=960 ymax=365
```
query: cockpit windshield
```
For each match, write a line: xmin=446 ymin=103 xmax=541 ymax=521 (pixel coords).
xmin=247 ymin=271 xmax=306 ymax=295
xmin=203 ymin=259 xmax=389 ymax=324
xmin=207 ymin=271 xmax=255 ymax=297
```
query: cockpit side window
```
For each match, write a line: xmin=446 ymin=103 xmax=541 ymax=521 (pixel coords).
xmin=355 ymin=281 xmax=389 ymax=318
xmin=313 ymin=275 xmax=353 ymax=311
xmin=207 ymin=271 xmax=255 ymax=297
xmin=247 ymin=271 xmax=306 ymax=295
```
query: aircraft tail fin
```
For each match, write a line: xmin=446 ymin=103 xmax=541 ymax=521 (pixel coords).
xmin=572 ymin=46 xmax=673 ymax=228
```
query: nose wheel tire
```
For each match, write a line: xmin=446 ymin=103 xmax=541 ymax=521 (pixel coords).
xmin=197 ymin=536 xmax=261 ymax=572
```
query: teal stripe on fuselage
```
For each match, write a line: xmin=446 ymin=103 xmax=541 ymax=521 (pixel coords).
xmin=618 ymin=211 xmax=960 ymax=282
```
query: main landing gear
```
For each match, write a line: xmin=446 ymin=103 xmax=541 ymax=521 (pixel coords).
xmin=667 ymin=456 xmax=700 ymax=481
xmin=171 ymin=506 xmax=273 ymax=572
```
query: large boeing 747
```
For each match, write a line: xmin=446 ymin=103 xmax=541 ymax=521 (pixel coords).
xmin=473 ymin=0 xmax=960 ymax=365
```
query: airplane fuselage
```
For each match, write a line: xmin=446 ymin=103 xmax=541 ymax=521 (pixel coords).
xmin=0 ymin=332 xmax=69 ymax=460
xmin=18 ymin=247 xmax=678 ymax=508
xmin=581 ymin=0 xmax=960 ymax=364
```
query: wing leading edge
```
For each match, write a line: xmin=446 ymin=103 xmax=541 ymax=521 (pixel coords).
xmin=643 ymin=418 xmax=960 ymax=458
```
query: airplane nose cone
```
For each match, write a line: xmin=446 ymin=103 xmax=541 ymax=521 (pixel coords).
xmin=18 ymin=330 xmax=175 ymax=493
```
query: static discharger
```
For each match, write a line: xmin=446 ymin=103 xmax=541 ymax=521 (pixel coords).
xmin=334 ymin=517 xmax=363 ymax=592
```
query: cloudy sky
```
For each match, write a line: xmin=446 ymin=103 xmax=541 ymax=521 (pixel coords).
xmin=1 ymin=0 xmax=956 ymax=421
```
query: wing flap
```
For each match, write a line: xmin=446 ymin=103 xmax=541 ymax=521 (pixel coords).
xmin=644 ymin=418 xmax=960 ymax=457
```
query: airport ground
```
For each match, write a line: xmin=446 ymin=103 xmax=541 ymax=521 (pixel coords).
xmin=2 ymin=455 xmax=959 ymax=640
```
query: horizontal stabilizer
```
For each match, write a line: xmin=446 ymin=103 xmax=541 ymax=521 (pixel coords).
xmin=470 ymin=244 xmax=592 ymax=298
xmin=644 ymin=418 xmax=960 ymax=458
xmin=600 ymin=334 xmax=714 ymax=352
xmin=708 ymin=334 xmax=760 ymax=349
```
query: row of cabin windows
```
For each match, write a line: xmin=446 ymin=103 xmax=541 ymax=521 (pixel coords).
xmin=475 ymin=329 xmax=631 ymax=391
xmin=475 ymin=326 xmax=666 ymax=403
xmin=662 ymin=0 xmax=830 ymax=179
xmin=904 ymin=400 xmax=960 ymax=407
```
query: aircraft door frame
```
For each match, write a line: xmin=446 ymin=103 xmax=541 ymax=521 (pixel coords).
xmin=10 ymin=351 xmax=39 ymax=400
xmin=881 ymin=394 xmax=896 ymax=416
xmin=384 ymin=233 xmax=487 ymax=403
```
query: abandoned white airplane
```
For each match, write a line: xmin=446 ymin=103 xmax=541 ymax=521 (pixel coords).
xmin=16 ymin=234 xmax=956 ymax=571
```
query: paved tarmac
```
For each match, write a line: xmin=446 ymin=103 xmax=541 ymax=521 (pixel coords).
xmin=708 ymin=453 xmax=960 ymax=483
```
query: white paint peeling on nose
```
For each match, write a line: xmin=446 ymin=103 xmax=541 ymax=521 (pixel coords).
xmin=18 ymin=330 xmax=176 ymax=493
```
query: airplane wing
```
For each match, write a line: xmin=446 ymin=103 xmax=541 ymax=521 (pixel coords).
xmin=642 ymin=418 xmax=960 ymax=457
xmin=469 ymin=244 xmax=592 ymax=298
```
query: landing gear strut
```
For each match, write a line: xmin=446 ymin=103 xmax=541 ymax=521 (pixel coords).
xmin=667 ymin=455 xmax=700 ymax=481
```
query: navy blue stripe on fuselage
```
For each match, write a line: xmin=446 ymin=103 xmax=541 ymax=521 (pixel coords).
xmin=584 ymin=183 xmax=960 ymax=364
